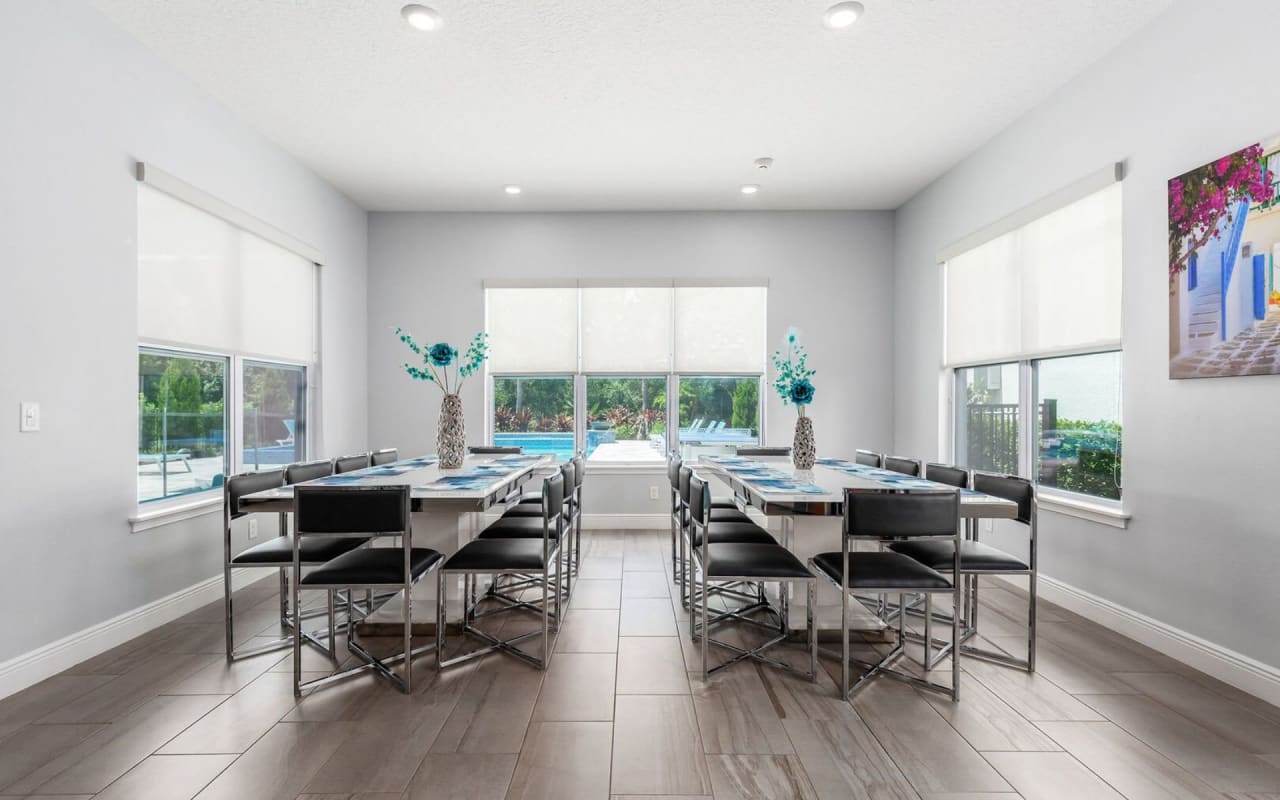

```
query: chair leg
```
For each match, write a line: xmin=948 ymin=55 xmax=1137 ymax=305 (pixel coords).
xmin=542 ymin=571 xmax=552 ymax=669
xmin=952 ymin=584 xmax=961 ymax=700
xmin=223 ymin=562 xmax=234 ymax=661
xmin=807 ymin=579 xmax=817 ymax=682
xmin=840 ymin=578 xmax=850 ymax=700
xmin=1027 ymin=572 xmax=1037 ymax=673
xmin=292 ymin=564 xmax=303 ymax=697
xmin=436 ymin=572 xmax=447 ymax=671
xmin=327 ymin=590 xmax=337 ymax=660
xmin=700 ymin=570 xmax=709 ymax=681
xmin=403 ymin=577 xmax=413 ymax=694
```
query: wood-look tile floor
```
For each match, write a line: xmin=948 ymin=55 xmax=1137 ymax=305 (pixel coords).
xmin=3 ymin=530 xmax=1280 ymax=800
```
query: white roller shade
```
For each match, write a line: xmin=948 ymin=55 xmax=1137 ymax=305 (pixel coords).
xmin=138 ymin=185 xmax=316 ymax=363
xmin=486 ymin=287 xmax=578 ymax=372
xmin=581 ymin=287 xmax=672 ymax=372
xmin=945 ymin=182 xmax=1122 ymax=365
xmin=674 ymin=286 xmax=766 ymax=372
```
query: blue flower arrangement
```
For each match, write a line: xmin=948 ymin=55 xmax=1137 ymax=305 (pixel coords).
xmin=772 ymin=327 xmax=816 ymax=416
xmin=396 ymin=327 xmax=489 ymax=395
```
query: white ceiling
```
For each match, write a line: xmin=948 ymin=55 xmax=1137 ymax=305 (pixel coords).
xmin=93 ymin=0 xmax=1172 ymax=211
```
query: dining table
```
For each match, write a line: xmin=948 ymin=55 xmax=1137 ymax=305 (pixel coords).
xmin=238 ymin=451 xmax=556 ymax=629
xmin=692 ymin=453 xmax=1021 ymax=633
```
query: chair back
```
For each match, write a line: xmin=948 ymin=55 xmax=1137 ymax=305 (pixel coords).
xmin=688 ymin=472 xmax=710 ymax=527
xmin=855 ymin=449 xmax=883 ymax=468
xmin=925 ymin=463 xmax=969 ymax=489
xmin=226 ymin=469 xmax=285 ymax=521
xmin=371 ymin=448 xmax=399 ymax=466
xmin=294 ymin=485 xmax=410 ymax=539
xmin=285 ymin=459 xmax=333 ymax=485
xmin=735 ymin=446 xmax=791 ymax=456
xmin=972 ymin=472 xmax=1034 ymax=525
xmin=334 ymin=453 xmax=371 ymax=474
xmin=572 ymin=454 xmax=585 ymax=490
xmin=667 ymin=453 xmax=682 ymax=490
xmin=540 ymin=472 xmax=566 ymax=553
xmin=469 ymin=446 xmax=523 ymax=454
xmin=883 ymin=456 xmax=922 ymax=477
xmin=843 ymin=488 xmax=959 ymax=541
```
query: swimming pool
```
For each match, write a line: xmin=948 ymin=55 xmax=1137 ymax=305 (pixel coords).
xmin=492 ymin=431 xmax=614 ymax=461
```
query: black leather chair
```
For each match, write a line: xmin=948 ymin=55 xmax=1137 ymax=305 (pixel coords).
xmin=812 ymin=488 xmax=962 ymax=700
xmin=678 ymin=465 xmax=774 ymax=611
xmin=437 ymin=471 xmax=566 ymax=670
xmin=371 ymin=448 xmax=399 ymax=466
xmin=884 ymin=456 xmax=922 ymax=477
xmin=469 ymin=446 xmax=523 ymax=454
xmin=334 ymin=453 xmax=371 ymax=474
xmin=688 ymin=473 xmax=815 ymax=680
xmin=734 ymin=446 xmax=792 ymax=456
xmin=285 ymin=459 xmax=334 ymax=485
xmin=485 ymin=460 xmax=577 ymax=601
xmin=291 ymin=485 xmax=443 ymax=695
xmin=925 ymin=463 xmax=970 ymax=489
xmin=855 ymin=449 xmax=883 ymax=468
xmin=223 ymin=469 xmax=365 ymax=661
xmin=891 ymin=472 xmax=1037 ymax=672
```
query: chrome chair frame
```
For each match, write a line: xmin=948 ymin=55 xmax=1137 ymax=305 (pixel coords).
xmin=292 ymin=484 xmax=440 ymax=695
xmin=813 ymin=488 xmax=963 ymax=701
xmin=688 ymin=474 xmax=816 ymax=681
xmin=437 ymin=472 xmax=565 ymax=671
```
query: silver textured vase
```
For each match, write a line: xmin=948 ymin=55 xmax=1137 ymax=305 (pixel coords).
xmin=437 ymin=393 xmax=466 ymax=469
xmin=792 ymin=414 xmax=816 ymax=470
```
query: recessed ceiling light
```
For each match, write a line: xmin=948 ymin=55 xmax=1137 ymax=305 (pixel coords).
xmin=504 ymin=185 xmax=522 ymax=195
xmin=401 ymin=4 xmax=442 ymax=31
xmin=822 ymin=1 xmax=864 ymax=29
xmin=740 ymin=184 xmax=760 ymax=195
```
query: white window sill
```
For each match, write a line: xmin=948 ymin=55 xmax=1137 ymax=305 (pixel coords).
xmin=130 ymin=493 xmax=221 ymax=533
xmin=583 ymin=462 xmax=667 ymax=476
xmin=1037 ymin=491 xmax=1129 ymax=529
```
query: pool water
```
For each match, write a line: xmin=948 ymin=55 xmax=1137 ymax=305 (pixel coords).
xmin=492 ymin=431 xmax=614 ymax=461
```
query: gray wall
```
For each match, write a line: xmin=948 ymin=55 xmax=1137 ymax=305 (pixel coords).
xmin=0 ymin=3 xmax=369 ymax=663
xmin=893 ymin=0 xmax=1280 ymax=667
xmin=367 ymin=211 xmax=896 ymax=515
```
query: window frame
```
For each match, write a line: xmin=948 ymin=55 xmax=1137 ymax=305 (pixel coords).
xmin=135 ymin=342 xmax=313 ymax=514
xmin=948 ymin=348 xmax=1125 ymax=514
xmin=488 ymin=373 xmax=578 ymax=461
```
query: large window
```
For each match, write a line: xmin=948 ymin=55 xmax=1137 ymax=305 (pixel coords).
xmin=585 ymin=376 xmax=666 ymax=460
xmin=137 ymin=178 xmax=317 ymax=506
xmin=138 ymin=350 xmax=228 ymax=503
xmin=678 ymin=376 xmax=761 ymax=458
xmin=485 ymin=282 xmax=766 ymax=465
xmin=492 ymin=376 xmax=575 ymax=461
xmin=945 ymin=175 xmax=1123 ymax=503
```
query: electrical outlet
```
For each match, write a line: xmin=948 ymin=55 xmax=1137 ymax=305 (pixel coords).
xmin=649 ymin=485 xmax=659 ymax=501
xmin=248 ymin=518 xmax=259 ymax=539
xmin=982 ymin=518 xmax=994 ymax=533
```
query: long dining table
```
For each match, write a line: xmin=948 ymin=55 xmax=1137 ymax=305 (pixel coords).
xmin=238 ymin=452 xmax=555 ymax=628
xmin=692 ymin=453 xmax=1020 ymax=632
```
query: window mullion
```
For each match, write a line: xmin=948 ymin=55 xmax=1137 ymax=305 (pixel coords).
xmin=1019 ymin=360 xmax=1034 ymax=479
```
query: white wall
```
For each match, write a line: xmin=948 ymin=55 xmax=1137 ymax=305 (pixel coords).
xmin=0 ymin=2 xmax=368 ymax=666
xmin=368 ymin=211 xmax=896 ymax=515
xmin=893 ymin=0 xmax=1280 ymax=668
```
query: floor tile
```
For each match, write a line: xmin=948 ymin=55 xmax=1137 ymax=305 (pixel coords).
xmin=983 ymin=752 xmax=1126 ymax=800
xmin=93 ymin=753 xmax=237 ymax=800
xmin=690 ymin=665 xmax=792 ymax=754
xmin=532 ymin=653 xmax=617 ymax=721
xmin=620 ymin=597 xmax=677 ymax=636
xmin=570 ymin=579 xmax=622 ymax=610
xmin=706 ymin=754 xmax=819 ymax=799
xmin=402 ymin=753 xmax=516 ymax=800
xmin=556 ymin=610 xmax=620 ymax=653
xmin=783 ymin=714 xmax=919 ymax=800
xmin=615 ymin=637 xmax=689 ymax=694
xmin=507 ymin=721 xmax=613 ymax=799
xmin=611 ymin=695 xmax=712 ymax=796
xmin=189 ymin=721 xmax=353 ymax=800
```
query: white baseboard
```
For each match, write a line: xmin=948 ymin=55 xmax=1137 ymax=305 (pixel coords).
xmin=998 ymin=573 xmax=1280 ymax=707
xmin=0 ymin=568 xmax=268 ymax=701
xmin=582 ymin=513 xmax=667 ymax=530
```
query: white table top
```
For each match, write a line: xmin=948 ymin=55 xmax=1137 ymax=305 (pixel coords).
xmin=238 ymin=452 xmax=553 ymax=511
xmin=694 ymin=455 xmax=1020 ymax=519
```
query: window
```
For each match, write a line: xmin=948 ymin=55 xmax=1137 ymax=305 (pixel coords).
xmin=1035 ymin=352 xmax=1122 ymax=500
xmin=243 ymin=361 xmax=307 ymax=472
xmin=138 ymin=350 xmax=228 ymax=503
xmin=585 ymin=376 xmax=667 ymax=461
xmin=484 ymin=282 xmax=766 ymax=465
xmin=945 ymin=174 xmax=1123 ymax=504
xmin=954 ymin=363 xmax=1020 ymax=475
xmin=677 ymin=376 xmax=761 ymax=458
xmin=136 ymin=176 xmax=317 ymax=507
xmin=492 ymin=376 xmax=575 ymax=461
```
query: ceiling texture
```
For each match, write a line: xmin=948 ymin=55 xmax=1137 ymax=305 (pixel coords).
xmin=93 ymin=0 xmax=1173 ymax=211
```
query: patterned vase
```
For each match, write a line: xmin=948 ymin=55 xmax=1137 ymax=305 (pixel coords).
xmin=792 ymin=414 xmax=816 ymax=470
xmin=437 ymin=393 xmax=466 ymax=469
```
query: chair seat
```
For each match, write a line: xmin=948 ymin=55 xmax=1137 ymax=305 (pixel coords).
xmin=300 ymin=547 xmax=443 ymax=586
xmin=889 ymin=540 xmax=1029 ymax=572
xmin=710 ymin=499 xmax=739 ymax=510
xmin=813 ymin=551 xmax=952 ymax=590
xmin=709 ymin=507 xmax=750 ymax=522
xmin=512 ymin=491 xmax=542 ymax=505
xmin=443 ymin=538 xmax=550 ymax=572
xmin=690 ymin=522 xmax=777 ymax=547
xmin=705 ymin=543 xmax=813 ymax=580
xmin=476 ymin=516 xmax=559 ymax=540
xmin=231 ymin=536 xmax=367 ymax=565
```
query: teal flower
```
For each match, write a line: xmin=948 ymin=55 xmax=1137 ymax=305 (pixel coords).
xmin=788 ymin=379 xmax=814 ymax=406
xmin=428 ymin=343 xmax=457 ymax=367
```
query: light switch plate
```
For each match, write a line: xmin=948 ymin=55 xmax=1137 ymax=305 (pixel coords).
xmin=19 ymin=402 xmax=39 ymax=432
xmin=248 ymin=518 xmax=259 ymax=539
